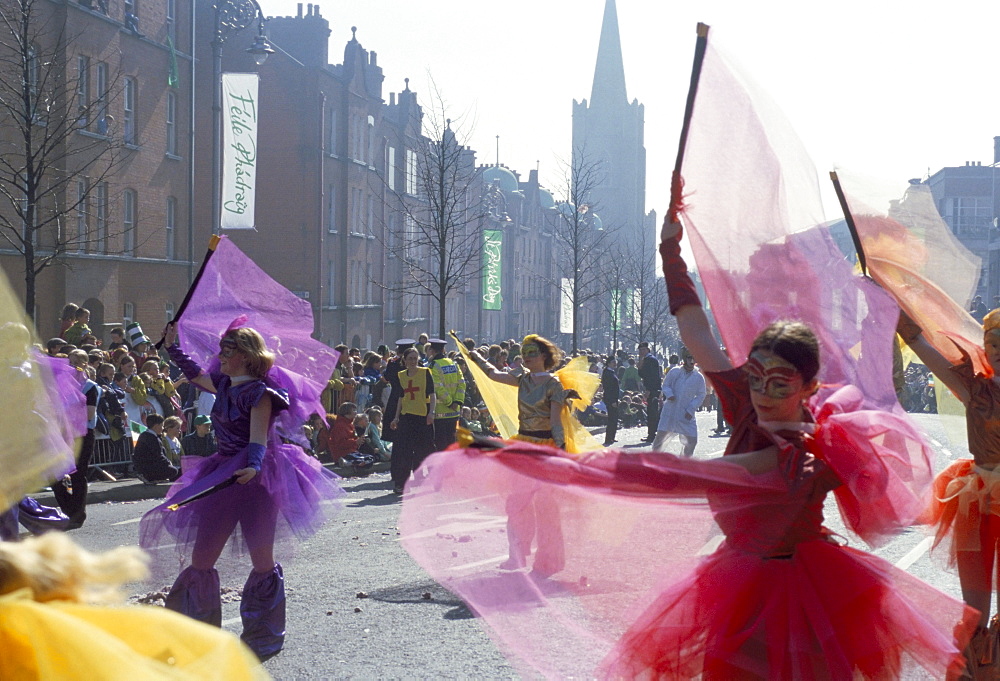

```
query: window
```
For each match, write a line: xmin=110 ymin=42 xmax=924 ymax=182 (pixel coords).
xmin=165 ymin=0 xmax=175 ymax=41
xmin=165 ymin=302 xmax=174 ymax=323
xmin=366 ymin=194 xmax=374 ymax=236
xmin=123 ymin=189 xmax=136 ymax=254
xmin=405 ymin=149 xmax=417 ymax=195
xmin=165 ymin=196 xmax=176 ymax=259
xmin=367 ymin=115 xmax=375 ymax=165
xmin=326 ymin=260 xmax=335 ymax=305
xmin=76 ymin=56 xmax=89 ymax=128
xmin=387 ymin=146 xmax=396 ymax=190
xmin=74 ymin=179 xmax=88 ymax=252
xmin=327 ymin=109 xmax=337 ymax=154
xmin=123 ymin=302 xmax=134 ymax=322
xmin=952 ymin=197 xmax=991 ymax=236
xmin=123 ymin=77 xmax=136 ymax=145
xmin=124 ymin=0 xmax=139 ymax=32
xmin=165 ymin=91 xmax=176 ymax=155
xmin=95 ymin=182 xmax=108 ymax=252
xmin=351 ymin=188 xmax=362 ymax=233
xmin=95 ymin=63 xmax=109 ymax=134
xmin=327 ymin=185 xmax=337 ymax=232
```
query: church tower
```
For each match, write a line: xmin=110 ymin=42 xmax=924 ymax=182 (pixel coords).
xmin=572 ymin=0 xmax=648 ymax=251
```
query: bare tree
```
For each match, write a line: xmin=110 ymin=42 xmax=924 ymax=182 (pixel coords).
xmin=597 ymin=241 xmax=629 ymax=353
xmin=619 ymin=243 xmax=676 ymax=355
xmin=551 ymin=147 xmax=618 ymax=353
xmin=0 ymin=0 xmax=127 ymax=319
xmin=379 ymin=86 xmax=483 ymax=338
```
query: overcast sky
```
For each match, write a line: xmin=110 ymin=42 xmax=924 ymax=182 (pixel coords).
xmin=259 ymin=0 xmax=1000 ymax=222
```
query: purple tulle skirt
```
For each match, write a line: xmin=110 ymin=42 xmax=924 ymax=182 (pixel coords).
xmin=139 ymin=442 xmax=343 ymax=582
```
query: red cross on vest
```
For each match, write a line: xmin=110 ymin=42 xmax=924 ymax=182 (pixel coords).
xmin=403 ymin=380 xmax=420 ymax=401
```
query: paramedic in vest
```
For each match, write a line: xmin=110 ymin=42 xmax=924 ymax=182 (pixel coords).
xmin=427 ymin=337 xmax=467 ymax=451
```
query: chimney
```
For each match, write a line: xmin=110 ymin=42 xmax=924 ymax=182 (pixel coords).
xmin=389 ymin=92 xmax=395 ymax=106
xmin=995 ymin=136 xmax=1000 ymax=165
xmin=297 ymin=3 xmax=302 ymax=17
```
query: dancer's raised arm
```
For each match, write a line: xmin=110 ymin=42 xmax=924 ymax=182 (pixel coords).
xmin=660 ymin=218 xmax=731 ymax=373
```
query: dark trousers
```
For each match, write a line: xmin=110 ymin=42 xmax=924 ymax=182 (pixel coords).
xmin=391 ymin=413 xmax=434 ymax=487
xmin=605 ymin=403 xmax=619 ymax=444
xmin=434 ymin=417 xmax=458 ymax=452
xmin=52 ymin=428 xmax=95 ymax=522
xmin=646 ymin=392 xmax=661 ymax=440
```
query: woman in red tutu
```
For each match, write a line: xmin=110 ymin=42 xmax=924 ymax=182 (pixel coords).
xmin=587 ymin=219 xmax=979 ymax=678
xmin=896 ymin=307 xmax=1000 ymax=676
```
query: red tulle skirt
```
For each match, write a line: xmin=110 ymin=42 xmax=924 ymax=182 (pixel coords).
xmin=601 ymin=539 xmax=972 ymax=680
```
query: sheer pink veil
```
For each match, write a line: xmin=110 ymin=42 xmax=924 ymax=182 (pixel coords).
xmin=400 ymin=31 xmax=939 ymax=679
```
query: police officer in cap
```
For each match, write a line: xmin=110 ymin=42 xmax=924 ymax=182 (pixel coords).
xmin=381 ymin=339 xmax=415 ymax=444
xmin=426 ymin=337 xmax=467 ymax=451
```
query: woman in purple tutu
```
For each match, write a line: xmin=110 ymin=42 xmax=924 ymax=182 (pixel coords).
xmin=145 ymin=321 xmax=339 ymax=658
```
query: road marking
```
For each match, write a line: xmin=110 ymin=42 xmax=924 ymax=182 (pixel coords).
xmin=895 ymin=536 xmax=933 ymax=570
xmin=930 ymin=437 xmax=956 ymax=460
xmin=447 ymin=554 xmax=510 ymax=572
xmin=112 ymin=517 xmax=143 ymax=526
xmin=696 ymin=535 xmax=725 ymax=555
xmin=424 ymin=494 xmax=500 ymax=508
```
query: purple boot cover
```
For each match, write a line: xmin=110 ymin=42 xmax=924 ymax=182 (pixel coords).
xmin=165 ymin=566 xmax=222 ymax=626
xmin=240 ymin=563 xmax=286 ymax=657
xmin=17 ymin=497 xmax=70 ymax=535
xmin=0 ymin=508 xmax=19 ymax=541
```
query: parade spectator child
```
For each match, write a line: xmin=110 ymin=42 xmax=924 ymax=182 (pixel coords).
xmin=59 ymin=302 xmax=78 ymax=336
xmin=62 ymin=308 xmax=92 ymax=347
xmin=161 ymin=416 xmax=184 ymax=466
xmin=364 ymin=407 xmax=390 ymax=461
xmin=325 ymin=401 xmax=359 ymax=465
xmin=467 ymin=407 xmax=484 ymax=433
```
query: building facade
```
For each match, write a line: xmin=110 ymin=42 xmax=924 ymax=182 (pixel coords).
xmin=0 ymin=0 xmax=195 ymax=340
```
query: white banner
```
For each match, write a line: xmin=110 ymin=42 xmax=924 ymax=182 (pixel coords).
xmin=221 ymin=73 xmax=259 ymax=230
xmin=560 ymin=278 xmax=573 ymax=334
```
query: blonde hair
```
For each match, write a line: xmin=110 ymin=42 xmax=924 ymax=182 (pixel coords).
xmin=0 ymin=532 xmax=148 ymax=604
xmin=222 ymin=327 xmax=274 ymax=379
xmin=985 ymin=308 xmax=1000 ymax=336
xmin=162 ymin=416 xmax=182 ymax=431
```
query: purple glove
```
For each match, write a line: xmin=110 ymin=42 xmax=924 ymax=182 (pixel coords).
xmin=167 ymin=343 xmax=203 ymax=381
xmin=246 ymin=443 xmax=267 ymax=471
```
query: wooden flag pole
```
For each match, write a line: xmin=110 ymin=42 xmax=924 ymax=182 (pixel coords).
xmin=829 ymin=171 xmax=869 ymax=277
xmin=155 ymin=234 xmax=221 ymax=349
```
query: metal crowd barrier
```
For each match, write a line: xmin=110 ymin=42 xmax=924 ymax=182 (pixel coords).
xmin=91 ymin=432 xmax=134 ymax=472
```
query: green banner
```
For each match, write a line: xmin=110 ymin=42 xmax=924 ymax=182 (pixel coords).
xmin=482 ymin=229 xmax=503 ymax=310
xmin=611 ymin=288 xmax=622 ymax=330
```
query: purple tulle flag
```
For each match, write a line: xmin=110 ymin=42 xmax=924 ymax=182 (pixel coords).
xmin=177 ymin=236 xmax=339 ymax=431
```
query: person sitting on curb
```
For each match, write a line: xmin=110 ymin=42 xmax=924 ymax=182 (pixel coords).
xmin=132 ymin=414 xmax=181 ymax=483
xmin=181 ymin=414 xmax=218 ymax=458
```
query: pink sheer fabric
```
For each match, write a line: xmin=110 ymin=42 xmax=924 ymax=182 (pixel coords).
xmin=400 ymin=30 xmax=975 ymax=679
xmin=401 ymin=433 xmax=973 ymax=679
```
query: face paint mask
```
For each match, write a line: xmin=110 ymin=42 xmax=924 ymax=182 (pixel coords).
xmin=521 ymin=343 xmax=541 ymax=360
xmin=744 ymin=351 xmax=803 ymax=399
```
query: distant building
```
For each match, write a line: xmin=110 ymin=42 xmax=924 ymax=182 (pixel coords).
xmin=569 ymin=0 xmax=656 ymax=350
xmin=923 ymin=138 xmax=1000 ymax=302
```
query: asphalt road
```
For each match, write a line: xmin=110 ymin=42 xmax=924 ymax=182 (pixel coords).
xmin=32 ymin=408 xmax=969 ymax=680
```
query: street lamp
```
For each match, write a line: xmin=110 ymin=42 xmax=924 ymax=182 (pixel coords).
xmin=210 ymin=0 xmax=274 ymax=235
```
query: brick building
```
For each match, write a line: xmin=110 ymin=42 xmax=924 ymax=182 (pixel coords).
xmin=0 ymin=0 xmax=195 ymax=341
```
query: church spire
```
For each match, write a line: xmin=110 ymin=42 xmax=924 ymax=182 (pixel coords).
xmin=590 ymin=0 xmax=627 ymax=108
